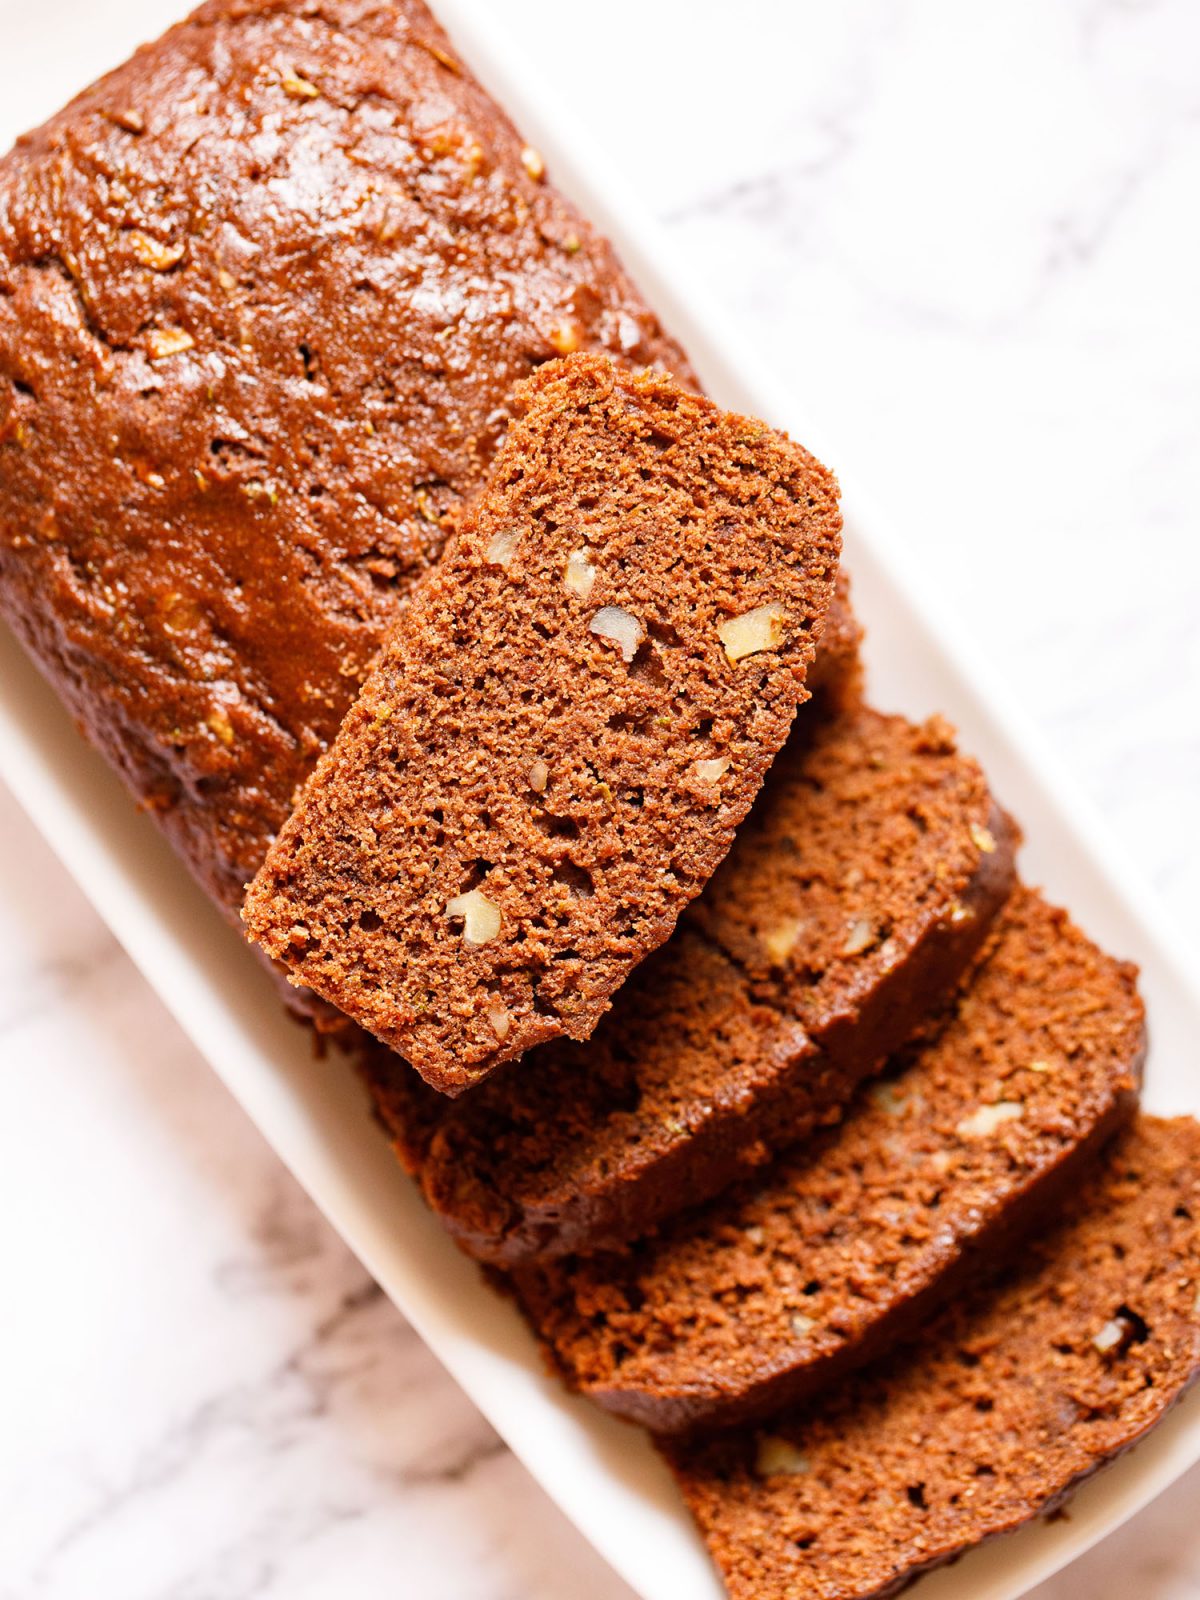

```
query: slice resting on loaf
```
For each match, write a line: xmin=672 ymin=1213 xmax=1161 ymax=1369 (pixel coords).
xmin=0 ymin=0 xmax=693 ymax=941
xmin=359 ymin=701 xmax=1016 ymax=1258
xmin=245 ymin=353 xmax=842 ymax=1093
xmin=515 ymin=886 xmax=1145 ymax=1432
xmin=662 ymin=1115 xmax=1200 ymax=1600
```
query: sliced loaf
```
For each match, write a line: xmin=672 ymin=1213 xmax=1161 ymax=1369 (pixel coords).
xmin=663 ymin=1114 xmax=1200 ymax=1600
xmin=362 ymin=704 xmax=1016 ymax=1259
xmin=515 ymin=886 xmax=1144 ymax=1431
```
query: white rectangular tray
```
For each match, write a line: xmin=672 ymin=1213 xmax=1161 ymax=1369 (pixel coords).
xmin=1 ymin=4 xmax=1198 ymax=1598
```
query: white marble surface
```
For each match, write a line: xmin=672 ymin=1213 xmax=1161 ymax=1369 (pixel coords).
xmin=2 ymin=1 xmax=1199 ymax=1596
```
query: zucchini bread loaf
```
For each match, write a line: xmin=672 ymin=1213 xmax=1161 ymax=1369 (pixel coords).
xmin=245 ymin=353 xmax=842 ymax=1092
xmin=360 ymin=700 xmax=1015 ymax=1245
xmin=0 ymin=0 xmax=691 ymax=927
xmin=664 ymin=1115 xmax=1200 ymax=1600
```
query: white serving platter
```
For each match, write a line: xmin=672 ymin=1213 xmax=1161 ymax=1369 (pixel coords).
xmin=1 ymin=3 xmax=1198 ymax=1597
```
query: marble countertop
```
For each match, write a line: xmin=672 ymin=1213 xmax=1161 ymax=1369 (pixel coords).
xmin=2 ymin=1 xmax=1198 ymax=1595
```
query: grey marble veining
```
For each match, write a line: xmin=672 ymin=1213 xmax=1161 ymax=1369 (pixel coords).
xmin=1 ymin=1 xmax=1198 ymax=1596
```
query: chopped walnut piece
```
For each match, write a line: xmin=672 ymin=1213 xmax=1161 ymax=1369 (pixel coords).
xmin=956 ymin=1101 xmax=1023 ymax=1140
xmin=970 ymin=821 xmax=998 ymax=854
xmin=789 ymin=1313 xmax=816 ymax=1338
xmin=521 ymin=145 xmax=546 ymax=181
xmin=108 ymin=108 xmax=144 ymax=133
xmin=445 ymin=887 xmax=502 ymax=945
xmin=719 ymin=602 xmax=787 ymax=662
xmin=693 ymin=756 xmax=730 ymax=783
xmin=485 ymin=527 xmax=522 ymax=568
xmin=589 ymin=606 xmax=644 ymax=662
xmin=549 ymin=319 xmax=581 ymax=355
xmin=563 ymin=547 xmax=596 ymax=599
xmin=1092 ymin=1316 xmax=1132 ymax=1355
xmin=841 ymin=917 xmax=875 ymax=956
xmin=762 ymin=917 xmax=804 ymax=966
xmin=146 ymin=328 xmax=195 ymax=361
xmin=755 ymin=1437 xmax=811 ymax=1477
xmin=281 ymin=66 xmax=320 ymax=99
xmin=129 ymin=231 xmax=185 ymax=271
xmin=486 ymin=1002 xmax=511 ymax=1040
xmin=527 ymin=760 xmax=549 ymax=794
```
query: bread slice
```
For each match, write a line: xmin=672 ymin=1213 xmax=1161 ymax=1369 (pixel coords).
xmin=360 ymin=704 xmax=1016 ymax=1261
xmin=663 ymin=1114 xmax=1200 ymax=1600
xmin=244 ymin=353 xmax=842 ymax=1093
xmin=515 ymin=887 xmax=1144 ymax=1431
